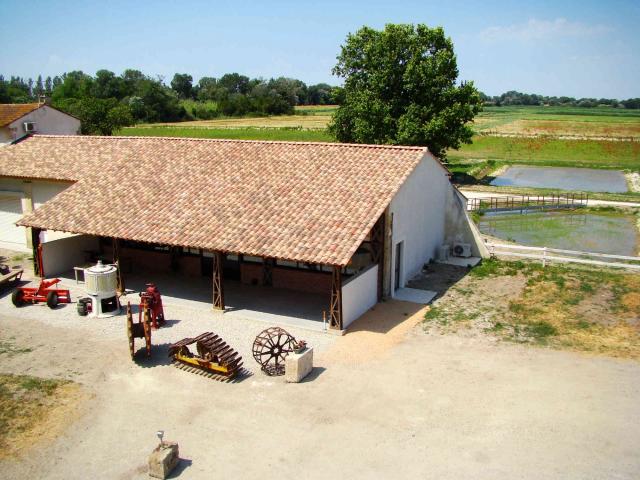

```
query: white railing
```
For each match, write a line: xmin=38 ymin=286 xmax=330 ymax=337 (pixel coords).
xmin=486 ymin=242 xmax=640 ymax=270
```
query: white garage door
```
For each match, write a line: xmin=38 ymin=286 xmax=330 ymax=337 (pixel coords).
xmin=0 ymin=194 xmax=25 ymax=247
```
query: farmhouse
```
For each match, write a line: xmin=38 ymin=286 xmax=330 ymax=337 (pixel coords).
xmin=0 ymin=103 xmax=81 ymax=145
xmin=0 ymin=135 xmax=483 ymax=330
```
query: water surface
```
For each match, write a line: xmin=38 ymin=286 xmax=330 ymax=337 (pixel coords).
xmin=491 ymin=166 xmax=628 ymax=193
xmin=479 ymin=211 xmax=639 ymax=256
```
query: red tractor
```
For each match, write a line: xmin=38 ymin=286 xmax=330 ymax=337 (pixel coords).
xmin=12 ymin=245 xmax=71 ymax=309
xmin=139 ymin=283 xmax=165 ymax=329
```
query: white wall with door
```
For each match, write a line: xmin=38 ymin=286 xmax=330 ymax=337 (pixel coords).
xmin=388 ymin=154 xmax=449 ymax=294
xmin=0 ymin=177 xmax=73 ymax=250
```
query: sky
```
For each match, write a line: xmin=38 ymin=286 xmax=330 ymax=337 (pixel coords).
xmin=0 ymin=0 xmax=638 ymax=99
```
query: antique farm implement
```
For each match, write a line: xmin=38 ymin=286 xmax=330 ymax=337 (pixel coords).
xmin=126 ymin=301 xmax=152 ymax=358
xmin=168 ymin=332 xmax=243 ymax=381
xmin=252 ymin=327 xmax=302 ymax=376
xmin=12 ymin=244 xmax=71 ymax=308
xmin=139 ymin=283 xmax=165 ymax=329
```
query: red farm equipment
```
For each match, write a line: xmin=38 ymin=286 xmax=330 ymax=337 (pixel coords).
xmin=139 ymin=283 xmax=165 ymax=329
xmin=12 ymin=244 xmax=71 ymax=309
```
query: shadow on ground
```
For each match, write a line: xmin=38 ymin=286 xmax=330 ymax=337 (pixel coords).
xmin=406 ymin=263 xmax=472 ymax=301
xmin=168 ymin=458 xmax=192 ymax=479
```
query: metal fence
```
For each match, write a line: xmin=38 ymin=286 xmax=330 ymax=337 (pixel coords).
xmin=468 ymin=193 xmax=589 ymax=213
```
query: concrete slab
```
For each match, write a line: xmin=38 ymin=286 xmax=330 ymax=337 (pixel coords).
xmin=438 ymin=256 xmax=481 ymax=268
xmin=58 ymin=270 xmax=331 ymax=333
xmin=393 ymin=287 xmax=437 ymax=305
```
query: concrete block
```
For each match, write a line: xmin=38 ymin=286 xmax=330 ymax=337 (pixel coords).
xmin=285 ymin=347 xmax=313 ymax=383
xmin=148 ymin=442 xmax=179 ymax=479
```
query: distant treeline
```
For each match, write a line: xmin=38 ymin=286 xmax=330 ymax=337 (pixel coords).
xmin=0 ymin=71 xmax=339 ymax=134
xmin=480 ymin=90 xmax=640 ymax=109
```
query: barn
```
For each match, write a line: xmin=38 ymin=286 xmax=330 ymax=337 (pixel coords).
xmin=0 ymin=135 xmax=484 ymax=330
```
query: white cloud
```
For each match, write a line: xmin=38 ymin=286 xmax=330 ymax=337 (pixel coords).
xmin=480 ymin=18 xmax=611 ymax=43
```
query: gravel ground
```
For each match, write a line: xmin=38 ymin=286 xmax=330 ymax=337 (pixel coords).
xmin=1 ymin=253 xmax=639 ymax=479
xmin=0 ymin=282 xmax=336 ymax=377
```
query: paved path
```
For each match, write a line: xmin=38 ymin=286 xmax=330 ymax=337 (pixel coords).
xmin=1 ymin=299 xmax=639 ymax=479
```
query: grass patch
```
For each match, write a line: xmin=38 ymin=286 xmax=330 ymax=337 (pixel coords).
xmin=117 ymin=126 xmax=334 ymax=142
xmin=0 ymin=340 xmax=32 ymax=357
xmin=0 ymin=374 xmax=77 ymax=456
xmin=10 ymin=253 xmax=28 ymax=262
xmin=426 ymin=258 xmax=640 ymax=357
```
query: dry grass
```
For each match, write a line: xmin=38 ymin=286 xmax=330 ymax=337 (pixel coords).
xmin=140 ymin=114 xmax=331 ymax=130
xmin=424 ymin=259 xmax=640 ymax=359
xmin=0 ymin=374 xmax=86 ymax=458
xmin=493 ymin=119 xmax=640 ymax=139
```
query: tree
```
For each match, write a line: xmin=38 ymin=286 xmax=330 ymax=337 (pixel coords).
xmin=170 ymin=73 xmax=193 ymax=99
xmin=51 ymin=71 xmax=93 ymax=102
xmin=92 ymin=69 xmax=123 ymax=99
xmin=218 ymin=73 xmax=250 ymax=95
xmin=307 ymin=83 xmax=333 ymax=104
xmin=329 ymin=24 xmax=482 ymax=158
xmin=35 ymin=75 xmax=44 ymax=97
xmin=60 ymin=97 xmax=133 ymax=135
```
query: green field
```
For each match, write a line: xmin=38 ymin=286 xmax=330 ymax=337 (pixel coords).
xmin=448 ymin=136 xmax=640 ymax=170
xmin=473 ymin=106 xmax=640 ymax=137
xmin=117 ymin=126 xmax=334 ymax=142
xmin=120 ymin=105 xmax=640 ymax=186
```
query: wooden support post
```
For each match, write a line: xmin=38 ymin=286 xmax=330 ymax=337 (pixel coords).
xmin=370 ymin=213 xmax=385 ymax=301
xmin=212 ymin=251 xmax=225 ymax=310
xmin=329 ymin=266 xmax=343 ymax=330
xmin=262 ymin=257 xmax=274 ymax=286
xmin=112 ymin=237 xmax=125 ymax=292
xmin=31 ymin=227 xmax=42 ymax=277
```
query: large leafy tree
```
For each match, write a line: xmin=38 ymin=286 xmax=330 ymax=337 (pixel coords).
xmin=170 ymin=73 xmax=193 ymax=99
xmin=58 ymin=97 xmax=133 ymax=135
xmin=329 ymin=24 xmax=482 ymax=158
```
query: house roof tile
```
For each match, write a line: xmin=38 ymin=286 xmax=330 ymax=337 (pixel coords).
xmin=0 ymin=135 xmax=431 ymax=266
xmin=0 ymin=103 xmax=42 ymax=127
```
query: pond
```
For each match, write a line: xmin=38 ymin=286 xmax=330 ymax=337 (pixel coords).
xmin=478 ymin=211 xmax=639 ymax=256
xmin=490 ymin=166 xmax=628 ymax=193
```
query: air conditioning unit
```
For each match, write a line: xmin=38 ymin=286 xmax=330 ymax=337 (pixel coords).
xmin=452 ymin=243 xmax=472 ymax=258
xmin=23 ymin=122 xmax=36 ymax=133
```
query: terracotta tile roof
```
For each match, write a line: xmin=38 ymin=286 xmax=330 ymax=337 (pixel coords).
xmin=0 ymin=103 xmax=42 ymax=127
xmin=2 ymin=135 xmax=430 ymax=266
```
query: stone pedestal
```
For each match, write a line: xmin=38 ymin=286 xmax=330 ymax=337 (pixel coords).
xmin=285 ymin=348 xmax=313 ymax=383
xmin=148 ymin=442 xmax=179 ymax=479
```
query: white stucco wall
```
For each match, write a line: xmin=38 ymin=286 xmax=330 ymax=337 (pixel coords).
xmin=3 ymin=105 xmax=80 ymax=143
xmin=41 ymin=234 xmax=99 ymax=276
xmin=389 ymin=154 xmax=449 ymax=293
xmin=342 ymin=264 xmax=378 ymax=329
xmin=444 ymin=188 xmax=490 ymax=258
xmin=0 ymin=177 xmax=73 ymax=249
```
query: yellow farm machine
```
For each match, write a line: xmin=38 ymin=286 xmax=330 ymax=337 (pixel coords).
xmin=168 ymin=332 xmax=243 ymax=381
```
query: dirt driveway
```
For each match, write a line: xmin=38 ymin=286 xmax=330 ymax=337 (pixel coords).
xmin=0 ymin=299 xmax=639 ymax=479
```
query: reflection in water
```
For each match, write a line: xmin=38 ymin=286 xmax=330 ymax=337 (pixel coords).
xmin=490 ymin=166 xmax=628 ymax=193
xmin=479 ymin=211 xmax=639 ymax=256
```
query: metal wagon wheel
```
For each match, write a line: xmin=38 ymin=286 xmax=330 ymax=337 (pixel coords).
xmin=252 ymin=327 xmax=297 ymax=376
xmin=126 ymin=302 xmax=135 ymax=359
